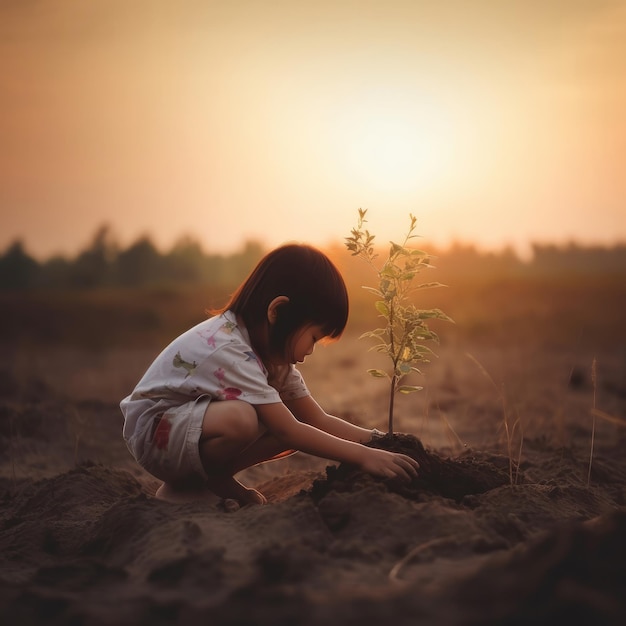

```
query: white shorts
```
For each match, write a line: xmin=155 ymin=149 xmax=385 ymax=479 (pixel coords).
xmin=138 ymin=395 xmax=211 ymax=484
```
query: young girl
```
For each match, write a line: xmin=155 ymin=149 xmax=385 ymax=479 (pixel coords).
xmin=120 ymin=244 xmax=419 ymax=506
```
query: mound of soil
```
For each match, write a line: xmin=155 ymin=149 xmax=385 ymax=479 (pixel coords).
xmin=311 ymin=433 xmax=513 ymax=503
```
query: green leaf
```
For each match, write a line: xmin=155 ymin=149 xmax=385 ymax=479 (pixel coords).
xmin=360 ymin=328 xmax=386 ymax=340
xmin=417 ymin=281 xmax=446 ymax=290
xmin=409 ymin=328 xmax=439 ymax=343
xmin=375 ymin=300 xmax=389 ymax=317
xmin=398 ymin=385 xmax=423 ymax=394
xmin=366 ymin=344 xmax=389 ymax=353
xmin=380 ymin=265 xmax=399 ymax=278
xmin=361 ymin=286 xmax=383 ymax=297
xmin=403 ymin=343 xmax=435 ymax=360
xmin=389 ymin=242 xmax=405 ymax=257
xmin=418 ymin=308 xmax=455 ymax=323
xmin=367 ymin=369 xmax=389 ymax=378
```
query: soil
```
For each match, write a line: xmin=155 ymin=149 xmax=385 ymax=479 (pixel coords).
xmin=1 ymin=337 xmax=625 ymax=626
xmin=312 ymin=433 xmax=513 ymax=503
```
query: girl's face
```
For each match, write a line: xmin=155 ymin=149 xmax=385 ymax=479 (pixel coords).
xmin=285 ymin=323 xmax=326 ymax=364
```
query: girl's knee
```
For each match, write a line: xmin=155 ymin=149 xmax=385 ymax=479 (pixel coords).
xmin=226 ymin=401 xmax=259 ymax=439
xmin=202 ymin=400 xmax=259 ymax=442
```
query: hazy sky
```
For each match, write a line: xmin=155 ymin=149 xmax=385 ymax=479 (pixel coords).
xmin=1 ymin=0 xmax=625 ymax=259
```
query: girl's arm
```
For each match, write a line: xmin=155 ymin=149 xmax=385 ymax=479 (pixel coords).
xmin=254 ymin=401 xmax=418 ymax=481
xmin=284 ymin=395 xmax=375 ymax=443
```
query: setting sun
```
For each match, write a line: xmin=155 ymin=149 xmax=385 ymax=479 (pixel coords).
xmin=334 ymin=89 xmax=456 ymax=193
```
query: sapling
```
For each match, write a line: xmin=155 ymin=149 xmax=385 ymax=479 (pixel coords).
xmin=345 ymin=208 xmax=452 ymax=435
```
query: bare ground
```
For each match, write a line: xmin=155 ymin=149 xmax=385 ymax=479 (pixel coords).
xmin=1 ymin=323 xmax=625 ymax=625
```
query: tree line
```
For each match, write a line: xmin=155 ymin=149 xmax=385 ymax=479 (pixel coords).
xmin=1 ymin=225 xmax=625 ymax=291
xmin=0 ymin=226 xmax=266 ymax=290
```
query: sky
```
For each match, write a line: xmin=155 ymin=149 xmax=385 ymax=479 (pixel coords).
xmin=1 ymin=0 xmax=625 ymax=260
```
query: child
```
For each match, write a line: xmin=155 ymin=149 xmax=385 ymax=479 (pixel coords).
xmin=120 ymin=244 xmax=419 ymax=506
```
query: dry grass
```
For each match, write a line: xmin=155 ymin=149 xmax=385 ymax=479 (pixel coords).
xmin=587 ymin=357 xmax=597 ymax=487
xmin=465 ymin=353 xmax=524 ymax=485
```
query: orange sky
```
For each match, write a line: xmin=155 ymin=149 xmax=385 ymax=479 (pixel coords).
xmin=1 ymin=0 xmax=625 ymax=259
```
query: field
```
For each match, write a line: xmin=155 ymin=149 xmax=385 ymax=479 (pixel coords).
xmin=1 ymin=267 xmax=625 ymax=625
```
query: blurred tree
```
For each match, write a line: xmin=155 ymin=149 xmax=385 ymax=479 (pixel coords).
xmin=530 ymin=242 xmax=626 ymax=274
xmin=114 ymin=235 xmax=162 ymax=286
xmin=435 ymin=242 xmax=523 ymax=280
xmin=164 ymin=235 xmax=206 ymax=283
xmin=70 ymin=225 xmax=118 ymax=288
xmin=41 ymin=255 xmax=72 ymax=289
xmin=0 ymin=240 xmax=40 ymax=290
xmin=225 ymin=240 xmax=265 ymax=284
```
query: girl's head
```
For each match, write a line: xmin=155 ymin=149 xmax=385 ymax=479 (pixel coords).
xmin=222 ymin=244 xmax=349 ymax=364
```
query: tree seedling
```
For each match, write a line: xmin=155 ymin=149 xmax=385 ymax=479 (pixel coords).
xmin=345 ymin=208 xmax=452 ymax=435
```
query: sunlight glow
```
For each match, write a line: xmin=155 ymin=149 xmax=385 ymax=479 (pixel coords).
xmin=1 ymin=1 xmax=625 ymax=258
xmin=334 ymin=89 xmax=457 ymax=194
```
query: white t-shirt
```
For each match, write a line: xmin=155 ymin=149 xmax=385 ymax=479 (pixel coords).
xmin=120 ymin=310 xmax=310 ymax=456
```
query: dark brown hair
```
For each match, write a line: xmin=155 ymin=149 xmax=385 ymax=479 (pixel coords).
xmin=218 ymin=244 xmax=349 ymax=362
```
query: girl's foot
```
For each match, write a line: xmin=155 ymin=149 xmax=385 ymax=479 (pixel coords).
xmin=155 ymin=477 xmax=266 ymax=507
xmin=222 ymin=488 xmax=266 ymax=512
xmin=155 ymin=482 xmax=220 ymax=506
xmin=207 ymin=474 xmax=267 ymax=506
xmin=240 ymin=486 xmax=267 ymax=505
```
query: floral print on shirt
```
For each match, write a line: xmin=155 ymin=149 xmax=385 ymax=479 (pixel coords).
xmin=152 ymin=416 xmax=171 ymax=450
xmin=172 ymin=351 xmax=197 ymax=378
xmin=214 ymin=366 xmax=243 ymax=401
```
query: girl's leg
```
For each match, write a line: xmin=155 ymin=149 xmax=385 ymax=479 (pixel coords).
xmin=199 ymin=401 xmax=293 ymax=505
xmin=227 ymin=434 xmax=296 ymax=474
xmin=156 ymin=400 xmax=262 ymax=504
xmin=198 ymin=400 xmax=262 ymax=466
xmin=157 ymin=400 xmax=293 ymax=505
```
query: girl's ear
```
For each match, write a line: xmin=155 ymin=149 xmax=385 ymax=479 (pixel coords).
xmin=267 ymin=296 xmax=290 ymax=325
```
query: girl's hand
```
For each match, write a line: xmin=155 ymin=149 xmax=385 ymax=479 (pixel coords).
xmin=359 ymin=448 xmax=419 ymax=482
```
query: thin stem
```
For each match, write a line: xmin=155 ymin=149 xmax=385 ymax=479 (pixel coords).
xmin=387 ymin=299 xmax=397 ymax=435
xmin=388 ymin=374 xmax=397 ymax=435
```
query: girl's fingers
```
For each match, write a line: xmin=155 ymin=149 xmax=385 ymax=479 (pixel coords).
xmin=393 ymin=456 xmax=419 ymax=479
xmin=402 ymin=454 xmax=420 ymax=470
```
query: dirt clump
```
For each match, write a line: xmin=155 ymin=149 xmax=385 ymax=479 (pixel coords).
xmin=311 ymin=433 xmax=512 ymax=503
